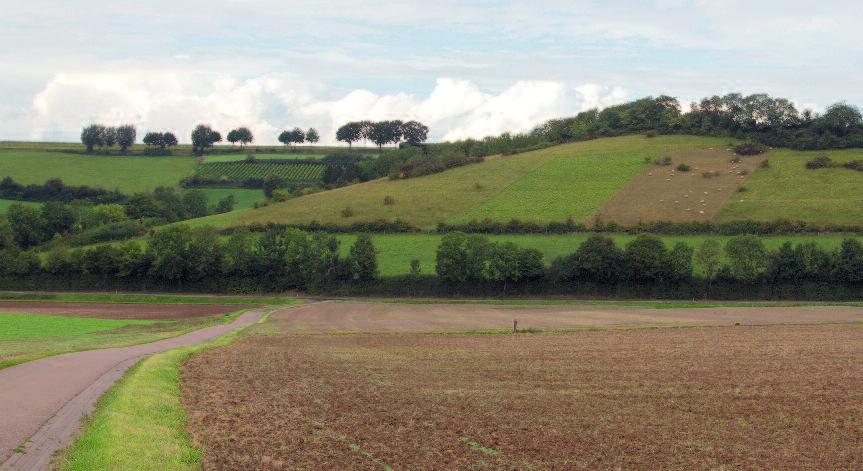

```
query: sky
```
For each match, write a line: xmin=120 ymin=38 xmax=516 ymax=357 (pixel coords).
xmin=1 ymin=0 xmax=861 ymax=145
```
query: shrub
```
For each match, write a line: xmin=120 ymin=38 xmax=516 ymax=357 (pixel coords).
xmin=737 ymin=186 xmax=748 ymax=192
xmin=654 ymin=156 xmax=672 ymax=166
xmin=676 ymin=163 xmax=691 ymax=172
xmin=409 ymin=259 xmax=421 ymax=275
xmin=645 ymin=130 xmax=657 ymax=138
xmin=842 ymin=160 xmax=863 ymax=171
xmin=734 ymin=142 xmax=767 ymax=155
xmin=383 ymin=196 xmax=395 ymax=205
xmin=806 ymin=155 xmax=833 ymax=169
xmin=341 ymin=207 xmax=354 ymax=218
xmin=702 ymin=171 xmax=720 ymax=178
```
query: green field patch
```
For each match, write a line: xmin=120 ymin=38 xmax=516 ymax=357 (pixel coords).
xmin=716 ymin=147 xmax=863 ymax=225
xmin=0 ymin=312 xmax=154 ymax=341
xmin=0 ymin=150 xmax=197 ymax=192
xmin=195 ymin=161 xmax=326 ymax=182
xmin=0 ymin=198 xmax=39 ymax=213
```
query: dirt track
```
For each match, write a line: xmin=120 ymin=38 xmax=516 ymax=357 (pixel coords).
xmin=267 ymin=301 xmax=863 ymax=333
xmin=0 ymin=307 xmax=269 ymax=470
xmin=0 ymin=302 xmax=246 ymax=320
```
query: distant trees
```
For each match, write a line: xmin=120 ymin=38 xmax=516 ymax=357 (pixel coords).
xmin=347 ymin=234 xmax=378 ymax=282
xmin=335 ymin=122 xmax=363 ymax=149
xmin=278 ymin=128 xmax=305 ymax=149
xmin=80 ymin=124 xmax=137 ymax=153
xmin=435 ymin=232 xmax=544 ymax=287
xmin=336 ymin=120 xmax=428 ymax=149
xmin=227 ymin=127 xmax=254 ymax=149
xmin=306 ymin=128 xmax=320 ymax=145
xmin=191 ymin=124 xmax=222 ymax=155
xmin=142 ymin=132 xmax=178 ymax=151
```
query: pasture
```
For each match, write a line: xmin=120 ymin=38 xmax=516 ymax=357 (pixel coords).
xmin=0 ymin=150 xmax=197 ymax=193
xmin=0 ymin=198 xmax=38 ymax=213
xmin=176 ymin=301 xmax=863 ymax=469
xmin=228 ymin=135 xmax=733 ymax=229
xmin=716 ymin=147 xmax=863 ymax=225
xmin=188 ymin=188 xmax=264 ymax=211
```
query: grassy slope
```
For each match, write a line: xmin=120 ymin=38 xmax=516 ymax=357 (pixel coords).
xmin=716 ymin=147 xmax=863 ymax=225
xmin=336 ymin=233 xmax=862 ymax=276
xmin=0 ymin=312 xmax=239 ymax=369
xmin=199 ymin=135 xmax=732 ymax=229
xmin=0 ymin=150 xmax=197 ymax=192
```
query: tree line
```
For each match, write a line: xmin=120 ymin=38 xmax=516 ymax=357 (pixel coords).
xmin=0 ymin=226 xmax=378 ymax=291
xmin=335 ymin=120 xmax=429 ymax=149
xmin=435 ymin=232 xmax=863 ymax=290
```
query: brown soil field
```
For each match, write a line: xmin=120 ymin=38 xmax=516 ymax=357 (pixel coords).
xmin=181 ymin=302 xmax=863 ymax=469
xmin=265 ymin=301 xmax=863 ymax=333
xmin=597 ymin=148 xmax=766 ymax=225
xmin=0 ymin=301 xmax=246 ymax=320
xmin=182 ymin=323 xmax=863 ymax=470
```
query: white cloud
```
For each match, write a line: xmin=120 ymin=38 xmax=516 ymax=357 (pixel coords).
xmin=29 ymin=73 xmax=630 ymax=144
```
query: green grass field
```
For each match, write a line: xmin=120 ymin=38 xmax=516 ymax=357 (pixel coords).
xmin=202 ymin=135 xmax=732 ymax=229
xmin=0 ymin=198 xmax=39 ymax=213
xmin=336 ymin=233 xmax=862 ymax=276
xmin=0 ymin=292 xmax=299 ymax=305
xmin=0 ymin=150 xmax=197 ymax=192
xmin=717 ymin=147 xmax=863 ymax=225
xmin=0 ymin=312 xmax=241 ymax=369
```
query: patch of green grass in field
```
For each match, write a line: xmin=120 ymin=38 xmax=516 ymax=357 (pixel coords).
xmin=0 ymin=292 xmax=300 ymax=305
xmin=337 ymin=233 xmax=862 ymax=276
xmin=58 ymin=310 xmax=266 ymax=471
xmin=0 ymin=198 xmax=39 ymax=213
xmin=717 ymin=147 xmax=863 ymax=225
xmin=0 ymin=150 xmax=197 ymax=192
xmin=186 ymin=188 xmax=264 ymax=211
xmin=211 ymin=135 xmax=733 ymax=229
xmin=0 ymin=312 xmax=236 ymax=369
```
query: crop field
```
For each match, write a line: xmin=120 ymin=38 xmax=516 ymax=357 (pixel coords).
xmin=217 ymin=135 xmax=733 ymax=229
xmin=716 ymin=147 xmax=863 ymax=225
xmin=0 ymin=303 xmax=242 ymax=368
xmin=334 ymin=233 xmax=862 ymax=276
xmin=194 ymin=161 xmax=326 ymax=182
xmin=180 ymin=302 xmax=863 ymax=469
xmin=204 ymin=152 xmax=378 ymax=163
xmin=0 ymin=150 xmax=197 ymax=192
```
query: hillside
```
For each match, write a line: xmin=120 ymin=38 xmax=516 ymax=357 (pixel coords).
xmin=195 ymin=135 xmax=736 ymax=229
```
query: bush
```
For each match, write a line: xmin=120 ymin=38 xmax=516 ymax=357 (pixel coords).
xmin=676 ymin=163 xmax=691 ymax=172
xmin=341 ymin=207 xmax=354 ymax=218
xmin=737 ymin=186 xmax=748 ymax=192
xmin=734 ymin=142 xmax=767 ymax=155
xmin=654 ymin=156 xmax=673 ymax=166
xmin=806 ymin=155 xmax=833 ymax=169
xmin=842 ymin=160 xmax=863 ymax=171
xmin=383 ymin=196 xmax=395 ymax=206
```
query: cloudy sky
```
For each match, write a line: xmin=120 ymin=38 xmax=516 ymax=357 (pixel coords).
xmin=2 ymin=0 xmax=861 ymax=144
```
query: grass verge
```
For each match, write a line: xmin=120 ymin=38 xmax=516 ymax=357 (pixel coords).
xmin=57 ymin=310 xmax=266 ymax=471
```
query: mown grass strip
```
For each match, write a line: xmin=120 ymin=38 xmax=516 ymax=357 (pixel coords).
xmin=58 ymin=313 xmax=259 ymax=471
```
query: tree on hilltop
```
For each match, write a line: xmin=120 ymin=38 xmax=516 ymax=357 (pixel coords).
xmin=306 ymin=128 xmax=319 ymax=145
xmin=336 ymin=122 xmax=363 ymax=150
xmin=191 ymin=124 xmax=222 ymax=155
xmin=116 ymin=125 xmax=137 ymax=153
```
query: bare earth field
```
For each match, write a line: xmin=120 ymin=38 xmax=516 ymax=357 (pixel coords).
xmin=181 ymin=302 xmax=863 ymax=470
xmin=0 ymin=302 xmax=246 ymax=320
xmin=597 ymin=148 xmax=764 ymax=225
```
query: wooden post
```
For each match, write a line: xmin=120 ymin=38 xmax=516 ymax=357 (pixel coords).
xmin=513 ymin=319 xmax=518 ymax=334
